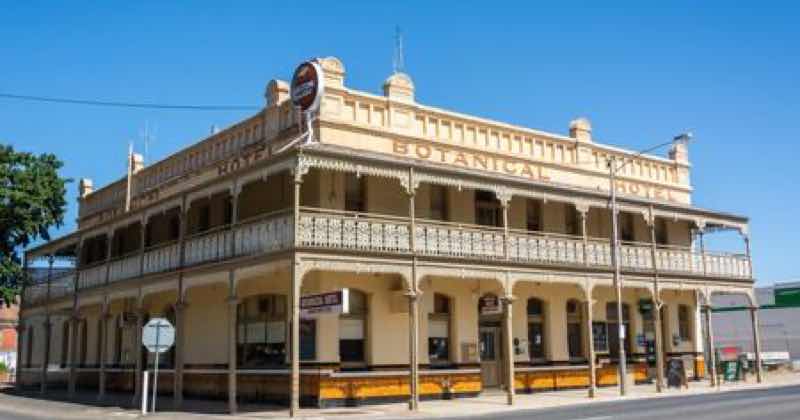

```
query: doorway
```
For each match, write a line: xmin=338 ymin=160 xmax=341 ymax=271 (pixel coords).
xmin=479 ymin=324 xmax=502 ymax=387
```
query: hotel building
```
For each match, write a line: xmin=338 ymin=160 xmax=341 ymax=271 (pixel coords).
xmin=18 ymin=57 xmax=761 ymax=414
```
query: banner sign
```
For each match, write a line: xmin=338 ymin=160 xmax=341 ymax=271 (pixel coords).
xmin=301 ymin=289 xmax=349 ymax=318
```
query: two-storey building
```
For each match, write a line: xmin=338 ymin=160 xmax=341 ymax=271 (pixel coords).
xmin=17 ymin=57 xmax=761 ymax=414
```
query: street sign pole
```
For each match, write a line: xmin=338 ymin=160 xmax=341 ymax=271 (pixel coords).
xmin=141 ymin=371 xmax=149 ymax=415
xmin=152 ymin=323 xmax=160 ymax=413
xmin=141 ymin=318 xmax=175 ymax=415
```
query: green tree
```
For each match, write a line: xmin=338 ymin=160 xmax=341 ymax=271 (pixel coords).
xmin=0 ymin=144 xmax=70 ymax=306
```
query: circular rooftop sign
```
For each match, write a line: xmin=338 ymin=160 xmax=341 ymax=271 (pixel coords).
xmin=290 ymin=60 xmax=324 ymax=113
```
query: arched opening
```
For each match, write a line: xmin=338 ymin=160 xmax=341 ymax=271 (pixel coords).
xmin=528 ymin=297 xmax=546 ymax=363
xmin=566 ymin=299 xmax=584 ymax=360
xmin=236 ymin=294 xmax=287 ymax=367
xmin=428 ymin=293 xmax=452 ymax=367
xmin=339 ymin=289 xmax=368 ymax=369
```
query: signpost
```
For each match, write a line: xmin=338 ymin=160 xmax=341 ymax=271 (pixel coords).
xmin=141 ymin=318 xmax=175 ymax=414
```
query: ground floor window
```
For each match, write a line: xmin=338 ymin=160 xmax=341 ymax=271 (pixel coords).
xmin=566 ymin=299 xmax=583 ymax=360
xmin=339 ymin=289 xmax=367 ymax=367
xmin=527 ymin=298 xmax=546 ymax=361
xmin=592 ymin=322 xmax=609 ymax=352
xmin=237 ymin=294 xmax=287 ymax=367
xmin=428 ymin=293 xmax=452 ymax=366
xmin=300 ymin=319 xmax=316 ymax=361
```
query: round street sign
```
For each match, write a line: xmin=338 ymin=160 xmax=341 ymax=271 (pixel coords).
xmin=290 ymin=60 xmax=324 ymax=113
xmin=142 ymin=317 xmax=175 ymax=354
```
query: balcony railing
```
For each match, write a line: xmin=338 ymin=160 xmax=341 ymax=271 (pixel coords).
xmin=26 ymin=208 xmax=749 ymax=305
xmin=297 ymin=208 xmax=751 ymax=279
xmin=23 ymin=272 xmax=75 ymax=306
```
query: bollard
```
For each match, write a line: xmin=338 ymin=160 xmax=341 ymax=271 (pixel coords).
xmin=141 ymin=371 xmax=149 ymax=415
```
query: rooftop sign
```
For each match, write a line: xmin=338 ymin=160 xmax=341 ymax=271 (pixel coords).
xmin=291 ymin=60 xmax=324 ymax=113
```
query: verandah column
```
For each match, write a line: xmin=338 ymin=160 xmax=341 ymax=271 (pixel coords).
xmin=583 ymin=288 xmax=597 ymax=398
xmin=98 ymin=303 xmax=109 ymax=400
xmin=173 ymin=193 xmax=189 ymax=409
xmin=289 ymin=167 xmax=303 ymax=417
xmin=749 ymin=306 xmax=763 ymax=383
xmin=502 ymin=294 xmax=515 ymax=405
xmin=703 ymin=305 xmax=718 ymax=387
xmin=499 ymin=190 xmax=514 ymax=406
xmin=406 ymin=166 xmax=420 ymax=411
xmin=173 ymin=299 xmax=187 ymax=408
xmin=227 ymin=274 xmax=238 ymax=415
xmin=647 ymin=208 xmax=665 ymax=393
xmin=133 ymin=302 xmax=145 ymax=404
xmin=40 ymin=255 xmax=54 ymax=394
xmin=67 ymin=313 xmax=79 ymax=397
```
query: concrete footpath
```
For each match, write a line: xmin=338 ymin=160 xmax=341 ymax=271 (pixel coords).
xmin=2 ymin=372 xmax=800 ymax=420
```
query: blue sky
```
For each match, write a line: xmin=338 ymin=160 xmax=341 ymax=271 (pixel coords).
xmin=2 ymin=2 xmax=797 ymax=284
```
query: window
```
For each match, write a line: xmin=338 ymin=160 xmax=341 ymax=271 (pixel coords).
xmin=429 ymin=185 xmax=448 ymax=221
xmin=300 ymin=319 xmax=316 ymax=361
xmin=237 ymin=294 xmax=287 ymax=367
xmin=592 ymin=322 xmax=609 ymax=353
xmin=564 ymin=205 xmax=579 ymax=235
xmin=96 ymin=319 xmax=103 ymax=367
xmin=169 ymin=214 xmax=181 ymax=240
xmin=526 ymin=199 xmax=542 ymax=231
xmin=114 ymin=315 xmax=123 ymax=366
xmin=223 ymin=196 xmax=233 ymax=225
xmin=678 ymin=304 xmax=692 ymax=341
xmin=428 ymin=294 xmax=451 ymax=366
xmin=340 ymin=289 xmax=367 ymax=366
xmin=475 ymin=190 xmax=502 ymax=227
xmin=655 ymin=218 xmax=668 ymax=245
xmin=345 ymin=174 xmax=366 ymax=212
xmin=198 ymin=204 xmax=211 ymax=232
xmin=79 ymin=319 xmax=88 ymax=367
xmin=566 ymin=300 xmax=583 ymax=359
xmin=527 ymin=298 xmax=546 ymax=361
xmin=61 ymin=321 xmax=70 ymax=368
xmin=606 ymin=302 xmax=631 ymax=359
xmin=25 ymin=326 xmax=33 ymax=368
xmin=619 ymin=212 xmax=635 ymax=242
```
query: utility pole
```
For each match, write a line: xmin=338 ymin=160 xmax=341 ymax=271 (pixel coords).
xmin=604 ymin=133 xmax=691 ymax=396
xmin=608 ymin=156 xmax=627 ymax=396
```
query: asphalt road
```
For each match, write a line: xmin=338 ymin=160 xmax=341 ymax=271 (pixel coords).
xmin=436 ymin=384 xmax=800 ymax=420
xmin=0 ymin=385 xmax=798 ymax=419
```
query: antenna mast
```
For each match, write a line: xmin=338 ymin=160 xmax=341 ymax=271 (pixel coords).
xmin=393 ymin=25 xmax=405 ymax=74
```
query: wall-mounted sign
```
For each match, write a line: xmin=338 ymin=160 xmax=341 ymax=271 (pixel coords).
xmin=300 ymin=289 xmax=349 ymax=318
xmin=291 ymin=60 xmax=324 ymax=113
xmin=479 ymin=294 xmax=502 ymax=315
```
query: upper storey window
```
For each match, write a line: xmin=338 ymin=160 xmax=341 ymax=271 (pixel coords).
xmin=619 ymin=212 xmax=635 ymax=242
xmin=526 ymin=199 xmax=542 ymax=232
xmin=475 ymin=190 xmax=502 ymax=227
xmin=429 ymin=185 xmax=448 ymax=221
xmin=344 ymin=174 xmax=366 ymax=213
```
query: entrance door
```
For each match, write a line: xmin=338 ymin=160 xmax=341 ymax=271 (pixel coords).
xmin=479 ymin=326 xmax=502 ymax=387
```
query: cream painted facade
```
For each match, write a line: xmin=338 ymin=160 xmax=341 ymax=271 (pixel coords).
xmin=18 ymin=56 xmax=760 ymax=413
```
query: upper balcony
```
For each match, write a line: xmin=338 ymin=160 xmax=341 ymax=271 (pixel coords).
xmin=23 ymin=163 xmax=751 ymax=309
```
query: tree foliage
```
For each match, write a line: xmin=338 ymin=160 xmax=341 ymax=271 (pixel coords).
xmin=0 ymin=144 xmax=70 ymax=306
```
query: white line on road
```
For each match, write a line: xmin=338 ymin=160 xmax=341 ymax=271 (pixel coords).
xmin=571 ymin=417 xmax=612 ymax=420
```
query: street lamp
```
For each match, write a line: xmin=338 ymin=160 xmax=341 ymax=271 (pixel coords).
xmin=607 ymin=132 xmax=692 ymax=396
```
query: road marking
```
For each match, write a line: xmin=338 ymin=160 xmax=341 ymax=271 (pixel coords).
xmin=572 ymin=417 xmax=612 ymax=420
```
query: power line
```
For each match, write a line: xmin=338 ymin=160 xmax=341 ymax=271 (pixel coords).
xmin=0 ymin=92 xmax=260 ymax=111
